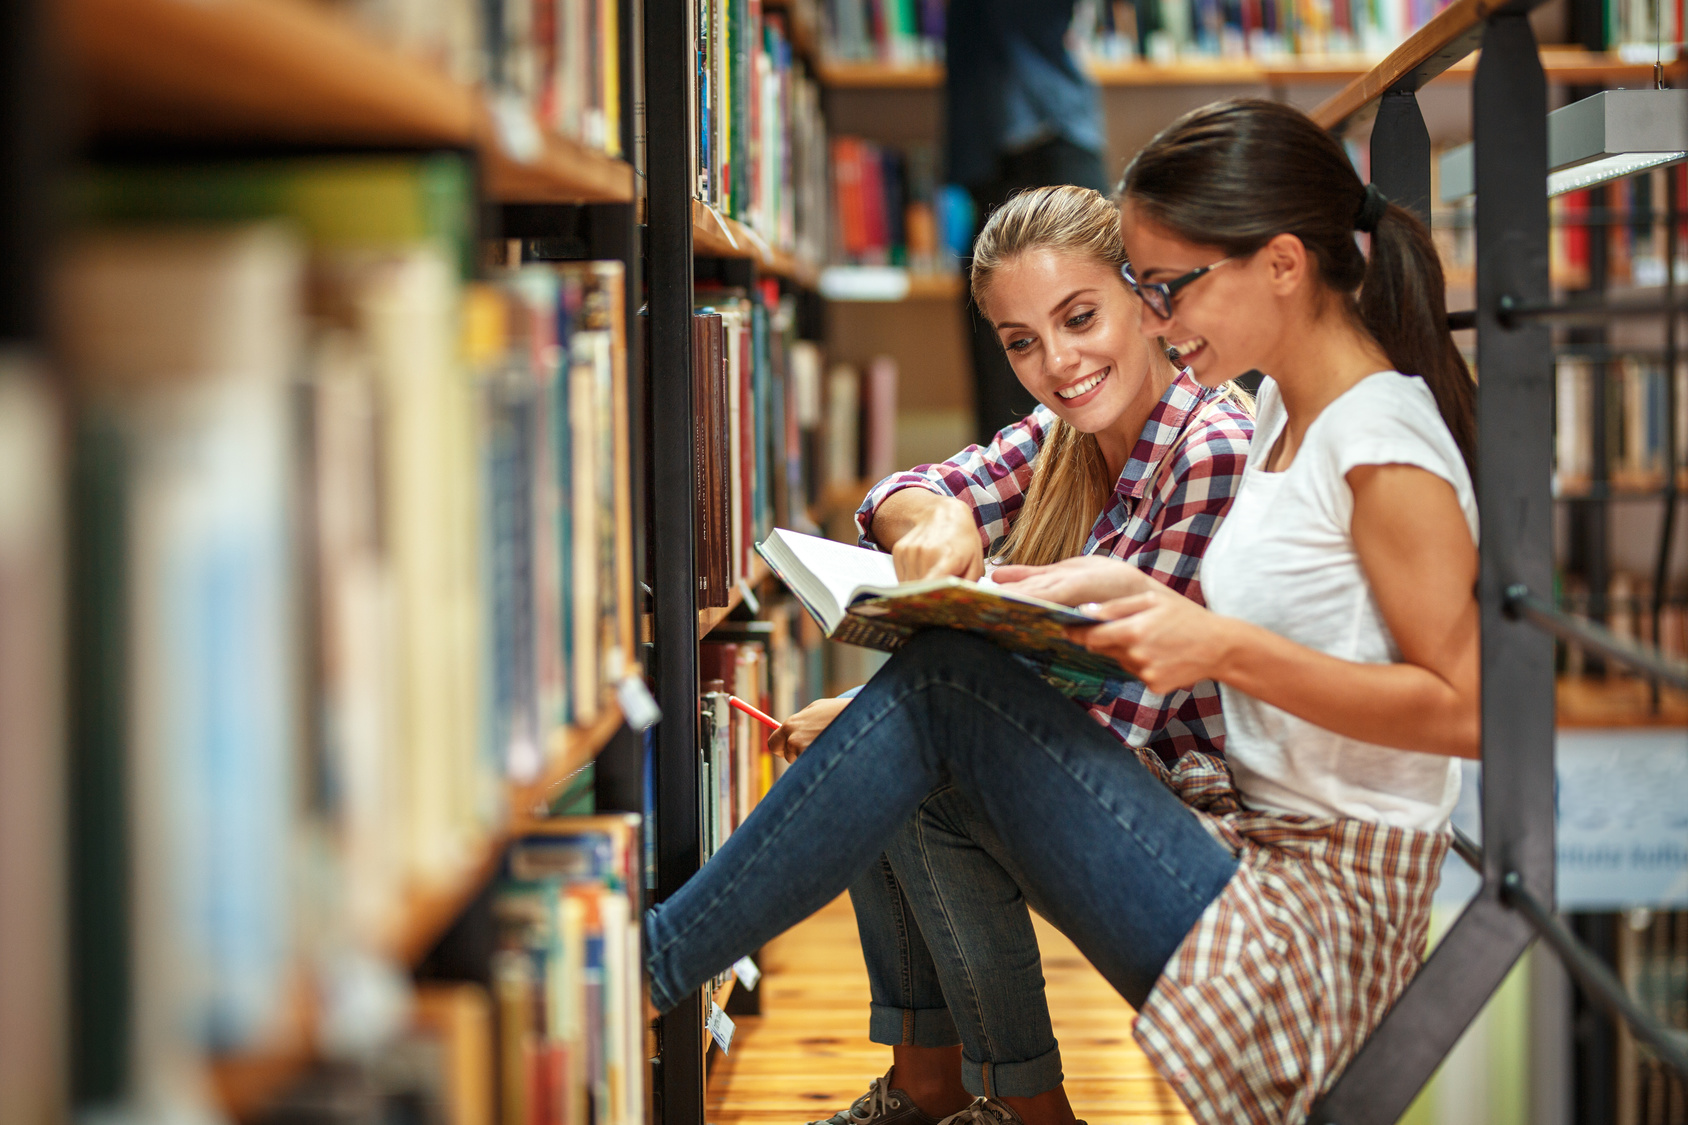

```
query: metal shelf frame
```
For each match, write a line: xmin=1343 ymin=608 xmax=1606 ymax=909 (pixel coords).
xmin=1307 ymin=4 xmax=1688 ymax=1119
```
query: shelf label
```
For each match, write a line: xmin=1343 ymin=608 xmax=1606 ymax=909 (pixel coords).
xmin=732 ymin=955 xmax=762 ymax=991
xmin=617 ymin=675 xmax=661 ymax=732
xmin=707 ymin=1001 xmax=735 ymax=1054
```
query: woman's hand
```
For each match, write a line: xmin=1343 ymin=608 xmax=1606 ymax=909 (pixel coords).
xmin=1066 ymin=583 xmax=1236 ymax=695
xmin=768 ymin=697 xmax=852 ymax=763
xmin=890 ymin=496 xmax=985 ymax=582
xmin=993 ymin=555 xmax=1158 ymax=607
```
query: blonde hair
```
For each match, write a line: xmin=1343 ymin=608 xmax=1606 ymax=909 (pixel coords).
xmin=970 ymin=185 xmax=1141 ymax=567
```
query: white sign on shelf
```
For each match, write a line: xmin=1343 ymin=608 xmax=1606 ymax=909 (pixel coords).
xmin=707 ymin=1000 xmax=735 ymax=1054
xmin=1433 ymin=728 xmax=1688 ymax=911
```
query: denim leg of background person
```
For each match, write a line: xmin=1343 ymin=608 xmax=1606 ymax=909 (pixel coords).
xmin=847 ymin=856 xmax=961 ymax=1049
xmin=644 ymin=630 xmax=1240 ymax=1014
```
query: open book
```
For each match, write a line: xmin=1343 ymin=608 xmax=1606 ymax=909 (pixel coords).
xmin=756 ymin=529 xmax=1132 ymax=696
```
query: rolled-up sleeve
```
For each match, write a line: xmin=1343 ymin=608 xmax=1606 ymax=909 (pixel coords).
xmin=855 ymin=408 xmax=1050 ymax=553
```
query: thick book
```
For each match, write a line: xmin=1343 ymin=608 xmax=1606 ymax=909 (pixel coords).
xmin=756 ymin=529 xmax=1132 ymax=695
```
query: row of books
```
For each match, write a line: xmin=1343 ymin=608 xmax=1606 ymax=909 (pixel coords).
xmin=1603 ymin=0 xmax=1688 ymax=63
xmin=694 ymin=602 xmax=829 ymax=853
xmin=1558 ymin=573 xmax=1688 ymax=675
xmin=330 ymin=0 xmax=622 ymax=155
xmin=692 ymin=0 xmax=830 ymax=266
xmin=1436 ymin=166 xmax=1688 ymax=292
xmin=821 ymin=0 xmax=946 ymax=64
xmin=700 ymin=642 xmax=778 ymax=862
xmin=1070 ymin=0 xmax=1448 ymax=62
xmin=825 ymin=357 xmax=900 ymax=491
xmin=54 ymin=156 xmax=633 ymax=1114
xmin=493 ymin=818 xmax=645 ymax=1125
xmin=691 ymin=284 xmax=827 ymax=606
xmin=830 ymin=137 xmax=973 ymax=273
xmin=1555 ymin=356 xmax=1688 ymax=493
xmin=818 ymin=0 xmax=1453 ymax=65
xmin=255 ymin=817 xmax=645 ymax=1125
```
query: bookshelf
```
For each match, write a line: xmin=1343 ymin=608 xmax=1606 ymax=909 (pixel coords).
xmin=19 ymin=0 xmax=654 ymax=1117
xmin=692 ymin=199 xmax=824 ymax=286
xmin=66 ymin=0 xmax=635 ymax=204
xmin=814 ymin=46 xmax=1680 ymax=92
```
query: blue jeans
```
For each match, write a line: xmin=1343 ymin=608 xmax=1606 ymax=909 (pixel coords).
xmin=850 ymin=790 xmax=1071 ymax=1098
xmin=646 ymin=631 xmax=1239 ymax=1052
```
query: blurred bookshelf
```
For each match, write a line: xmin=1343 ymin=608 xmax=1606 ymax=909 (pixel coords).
xmin=65 ymin=0 xmax=633 ymax=203
xmin=814 ymin=45 xmax=1680 ymax=91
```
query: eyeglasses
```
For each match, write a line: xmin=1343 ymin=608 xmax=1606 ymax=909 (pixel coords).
xmin=1121 ymin=257 xmax=1234 ymax=319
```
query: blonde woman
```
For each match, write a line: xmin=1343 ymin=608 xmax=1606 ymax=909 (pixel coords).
xmin=767 ymin=185 xmax=1253 ymax=1125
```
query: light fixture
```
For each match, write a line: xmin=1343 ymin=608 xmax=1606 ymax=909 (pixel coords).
xmin=1438 ymin=88 xmax=1688 ymax=201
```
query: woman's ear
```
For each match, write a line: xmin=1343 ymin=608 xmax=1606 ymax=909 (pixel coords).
xmin=1261 ymin=232 xmax=1308 ymax=296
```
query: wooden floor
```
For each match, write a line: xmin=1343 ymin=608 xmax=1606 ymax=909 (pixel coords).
xmin=707 ymin=897 xmax=1193 ymax=1125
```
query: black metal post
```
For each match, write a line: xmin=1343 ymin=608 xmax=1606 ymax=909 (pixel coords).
xmin=1309 ymin=13 xmax=1555 ymax=1121
xmin=1369 ymin=88 xmax=1432 ymax=227
xmin=1650 ymin=168 xmax=1679 ymax=706
xmin=645 ymin=0 xmax=708 ymax=1120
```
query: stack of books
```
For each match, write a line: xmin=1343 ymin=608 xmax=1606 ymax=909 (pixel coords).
xmin=1555 ymin=355 xmax=1687 ymax=494
xmin=692 ymin=282 xmax=833 ymax=607
xmin=692 ymin=0 xmax=830 ymax=267
xmin=830 ymin=138 xmax=969 ymax=275
xmin=493 ymin=816 xmax=646 ymax=1125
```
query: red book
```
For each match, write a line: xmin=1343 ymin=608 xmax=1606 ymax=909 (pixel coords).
xmin=862 ymin=143 xmax=889 ymax=262
xmin=832 ymin=137 xmax=866 ymax=259
xmin=1562 ymin=189 xmax=1589 ymax=279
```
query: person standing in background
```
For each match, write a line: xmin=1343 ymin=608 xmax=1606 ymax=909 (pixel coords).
xmin=947 ymin=0 xmax=1108 ymax=444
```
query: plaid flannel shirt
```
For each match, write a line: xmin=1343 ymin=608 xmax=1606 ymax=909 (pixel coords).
xmin=855 ymin=370 xmax=1253 ymax=761
xmin=1128 ymin=744 xmax=1448 ymax=1124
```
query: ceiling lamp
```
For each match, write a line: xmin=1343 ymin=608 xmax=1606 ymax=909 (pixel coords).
xmin=1438 ymin=88 xmax=1688 ymax=201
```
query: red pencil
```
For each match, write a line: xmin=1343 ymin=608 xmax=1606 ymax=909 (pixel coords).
xmin=728 ymin=695 xmax=781 ymax=731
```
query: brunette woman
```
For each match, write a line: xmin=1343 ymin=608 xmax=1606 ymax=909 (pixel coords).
xmin=646 ymin=99 xmax=1479 ymax=1125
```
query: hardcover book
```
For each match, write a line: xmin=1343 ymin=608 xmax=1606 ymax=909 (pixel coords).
xmin=756 ymin=529 xmax=1132 ymax=695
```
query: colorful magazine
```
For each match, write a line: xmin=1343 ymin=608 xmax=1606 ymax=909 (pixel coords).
xmin=756 ymin=529 xmax=1131 ymax=696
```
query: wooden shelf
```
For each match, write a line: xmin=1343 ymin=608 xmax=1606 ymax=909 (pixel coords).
xmin=1558 ymin=675 xmax=1688 ymax=727
xmin=819 ymin=60 xmax=946 ymax=87
xmin=64 ymin=0 xmax=632 ymax=203
xmin=479 ymin=115 xmax=635 ymax=204
xmin=906 ymin=273 xmax=965 ymax=300
xmin=699 ymin=556 xmax=773 ymax=638
xmin=205 ymin=698 xmax=627 ymax=1119
xmin=818 ymin=47 xmax=1680 ymax=94
xmin=390 ymin=697 xmax=626 ymax=963
xmin=691 ymin=200 xmax=821 ymax=286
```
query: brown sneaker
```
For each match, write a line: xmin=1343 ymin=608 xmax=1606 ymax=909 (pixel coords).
xmin=807 ymin=1069 xmax=943 ymax=1125
xmin=935 ymin=1098 xmax=1087 ymax=1125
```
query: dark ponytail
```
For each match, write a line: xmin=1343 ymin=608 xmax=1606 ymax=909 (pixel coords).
xmin=1119 ymin=98 xmax=1476 ymax=475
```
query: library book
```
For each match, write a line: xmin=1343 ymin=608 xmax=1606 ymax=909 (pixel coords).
xmin=757 ymin=529 xmax=1133 ymax=696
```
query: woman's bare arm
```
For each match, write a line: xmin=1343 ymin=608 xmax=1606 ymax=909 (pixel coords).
xmin=1073 ymin=464 xmax=1480 ymax=759
xmin=871 ymin=489 xmax=985 ymax=581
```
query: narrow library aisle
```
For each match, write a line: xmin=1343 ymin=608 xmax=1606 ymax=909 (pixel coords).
xmin=707 ymin=897 xmax=1193 ymax=1125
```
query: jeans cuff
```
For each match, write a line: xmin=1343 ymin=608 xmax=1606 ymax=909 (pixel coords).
xmin=964 ymin=1044 xmax=1064 ymax=1099
xmin=867 ymin=1002 xmax=961 ymax=1048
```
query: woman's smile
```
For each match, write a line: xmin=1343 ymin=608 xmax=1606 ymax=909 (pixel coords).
xmin=1167 ymin=336 xmax=1208 ymax=368
xmin=1055 ymin=366 xmax=1110 ymax=404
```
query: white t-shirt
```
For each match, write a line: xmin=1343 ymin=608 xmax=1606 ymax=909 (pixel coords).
xmin=1201 ymin=372 xmax=1476 ymax=833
